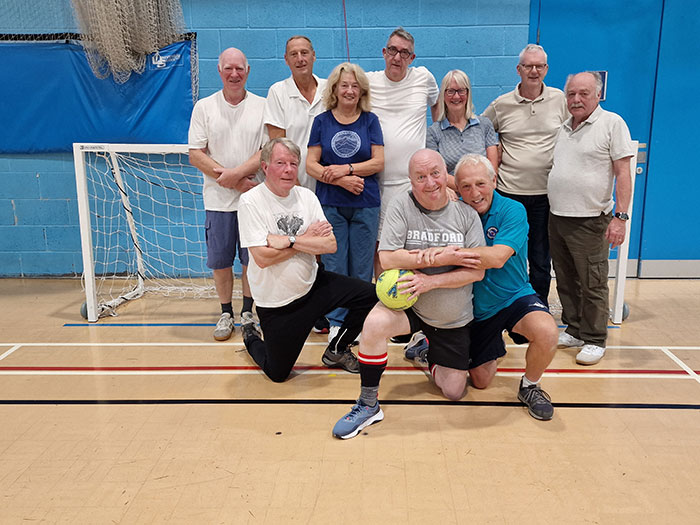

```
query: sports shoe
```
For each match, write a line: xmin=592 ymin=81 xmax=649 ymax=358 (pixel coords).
xmin=576 ymin=344 xmax=606 ymax=365
xmin=518 ymin=378 xmax=554 ymax=421
xmin=404 ymin=331 xmax=428 ymax=363
xmin=213 ymin=312 xmax=234 ymax=341
xmin=328 ymin=325 xmax=340 ymax=343
xmin=240 ymin=311 xmax=261 ymax=345
xmin=558 ymin=331 xmax=584 ymax=347
xmin=322 ymin=345 xmax=359 ymax=373
xmin=332 ymin=401 xmax=384 ymax=439
xmin=313 ymin=316 xmax=330 ymax=334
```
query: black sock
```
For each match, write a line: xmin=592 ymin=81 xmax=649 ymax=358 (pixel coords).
xmin=221 ymin=302 xmax=233 ymax=316
xmin=241 ymin=295 xmax=254 ymax=314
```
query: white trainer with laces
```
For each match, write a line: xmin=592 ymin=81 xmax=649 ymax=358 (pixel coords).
xmin=576 ymin=344 xmax=606 ymax=365
xmin=213 ymin=312 xmax=234 ymax=341
xmin=558 ymin=331 xmax=584 ymax=348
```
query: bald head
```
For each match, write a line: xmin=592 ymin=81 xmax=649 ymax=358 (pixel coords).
xmin=408 ymin=149 xmax=449 ymax=210
xmin=218 ymin=47 xmax=248 ymax=70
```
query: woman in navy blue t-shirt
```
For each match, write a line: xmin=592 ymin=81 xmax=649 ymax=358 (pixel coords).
xmin=307 ymin=62 xmax=384 ymax=337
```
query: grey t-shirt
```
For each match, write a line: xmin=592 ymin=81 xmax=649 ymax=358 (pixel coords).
xmin=379 ymin=192 xmax=485 ymax=328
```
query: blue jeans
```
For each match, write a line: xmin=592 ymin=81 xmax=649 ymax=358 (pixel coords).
xmin=497 ymin=191 xmax=552 ymax=306
xmin=321 ymin=205 xmax=380 ymax=326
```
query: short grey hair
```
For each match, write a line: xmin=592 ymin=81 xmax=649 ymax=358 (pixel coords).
xmin=454 ymin=154 xmax=496 ymax=183
xmin=564 ymin=71 xmax=604 ymax=96
xmin=519 ymin=44 xmax=547 ymax=64
xmin=387 ymin=27 xmax=415 ymax=52
xmin=285 ymin=35 xmax=314 ymax=53
xmin=261 ymin=138 xmax=301 ymax=165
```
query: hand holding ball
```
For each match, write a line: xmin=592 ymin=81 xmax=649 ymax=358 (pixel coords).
xmin=375 ymin=269 xmax=418 ymax=310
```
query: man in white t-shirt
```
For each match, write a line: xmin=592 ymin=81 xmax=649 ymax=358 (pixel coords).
xmin=264 ymin=36 xmax=326 ymax=192
xmin=366 ymin=28 xmax=439 ymax=241
xmin=188 ymin=48 xmax=267 ymax=342
xmin=238 ymin=138 xmax=378 ymax=382
xmin=548 ymin=71 xmax=635 ymax=366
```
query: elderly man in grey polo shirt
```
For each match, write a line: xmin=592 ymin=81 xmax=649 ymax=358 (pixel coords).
xmin=482 ymin=44 xmax=568 ymax=306
xmin=548 ymin=71 xmax=635 ymax=366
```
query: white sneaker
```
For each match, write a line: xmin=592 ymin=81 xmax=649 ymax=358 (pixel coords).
xmin=214 ymin=312 xmax=234 ymax=341
xmin=328 ymin=325 xmax=341 ymax=343
xmin=576 ymin=344 xmax=606 ymax=365
xmin=558 ymin=332 xmax=584 ymax=348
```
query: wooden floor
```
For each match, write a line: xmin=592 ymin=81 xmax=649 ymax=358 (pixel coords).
xmin=1 ymin=278 xmax=699 ymax=524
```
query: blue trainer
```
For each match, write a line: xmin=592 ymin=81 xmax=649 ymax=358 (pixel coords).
xmin=332 ymin=401 xmax=384 ymax=439
xmin=404 ymin=332 xmax=428 ymax=363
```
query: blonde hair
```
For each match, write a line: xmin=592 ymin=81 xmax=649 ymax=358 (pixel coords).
xmin=323 ymin=62 xmax=372 ymax=113
xmin=436 ymin=70 xmax=475 ymax=122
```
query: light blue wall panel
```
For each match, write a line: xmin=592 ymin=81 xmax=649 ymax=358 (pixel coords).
xmin=3 ymin=0 xmax=529 ymax=276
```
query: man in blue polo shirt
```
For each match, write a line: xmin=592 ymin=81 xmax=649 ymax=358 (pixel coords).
xmin=406 ymin=153 xmax=558 ymax=420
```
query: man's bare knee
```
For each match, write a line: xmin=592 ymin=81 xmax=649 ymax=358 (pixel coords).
xmin=469 ymin=360 xmax=497 ymax=389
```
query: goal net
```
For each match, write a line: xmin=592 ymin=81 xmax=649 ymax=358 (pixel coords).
xmin=74 ymin=143 xmax=223 ymax=322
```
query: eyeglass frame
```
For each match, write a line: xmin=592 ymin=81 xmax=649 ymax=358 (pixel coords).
xmin=518 ymin=63 xmax=548 ymax=72
xmin=385 ymin=45 xmax=414 ymax=60
xmin=445 ymin=88 xmax=468 ymax=96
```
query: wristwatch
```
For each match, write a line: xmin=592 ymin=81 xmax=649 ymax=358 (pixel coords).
xmin=288 ymin=235 xmax=296 ymax=248
xmin=348 ymin=164 xmax=354 ymax=175
xmin=614 ymin=212 xmax=630 ymax=221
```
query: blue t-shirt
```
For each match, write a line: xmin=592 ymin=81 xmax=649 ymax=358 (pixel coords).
xmin=308 ymin=110 xmax=383 ymax=208
xmin=473 ymin=192 xmax=535 ymax=320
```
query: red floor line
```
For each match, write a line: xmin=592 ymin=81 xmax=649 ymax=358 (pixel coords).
xmin=0 ymin=365 xmax=693 ymax=374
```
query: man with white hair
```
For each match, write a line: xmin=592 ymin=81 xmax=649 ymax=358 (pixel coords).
xmin=188 ymin=47 xmax=267 ymax=341
xmin=548 ymin=71 xmax=635 ymax=365
xmin=482 ymin=44 xmax=568 ymax=306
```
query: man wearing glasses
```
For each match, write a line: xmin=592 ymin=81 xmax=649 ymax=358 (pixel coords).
xmin=482 ymin=44 xmax=568 ymax=307
xmin=366 ymin=28 xmax=439 ymax=258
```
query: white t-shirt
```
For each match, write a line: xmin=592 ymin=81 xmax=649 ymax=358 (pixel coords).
xmin=188 ymin=90 xmax=267 ymax=212
xmin=367 ymin=67 xmax=439 ymax=187
xmin=263 ymin=75 xmax=327 ymax=191
xmin=548 ymin=105 xmax=635 ymax=217
xmin=239 ymin=183 xmax=327 ymax=308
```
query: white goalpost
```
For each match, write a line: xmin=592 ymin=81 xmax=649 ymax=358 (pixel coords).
xmin=74 ymin=143 xmax=219 ymax=322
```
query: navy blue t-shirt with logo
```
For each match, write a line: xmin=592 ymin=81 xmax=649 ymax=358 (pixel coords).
xmin=308 ymin=110 xmax=383 ymax=208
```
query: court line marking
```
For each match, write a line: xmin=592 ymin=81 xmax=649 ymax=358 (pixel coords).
xmin=2 ymin=342 xmax=700 ymax=349
xmin=0 ymin=345 xmax=21 ymax=362
xmin=1 ymin=398 xmax=699 ymax=410
xmin=660 ymin=346 xmax=700 ymax=385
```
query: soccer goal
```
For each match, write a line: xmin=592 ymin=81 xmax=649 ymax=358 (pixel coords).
xmin=74 ymin=143 xmax=218 ymax=322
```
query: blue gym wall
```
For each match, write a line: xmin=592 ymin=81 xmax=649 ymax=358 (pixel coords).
xmin=0 ymin=0 xmax=529 ymax=277
xmin=0 ymin=0 xmax=698 ymax=277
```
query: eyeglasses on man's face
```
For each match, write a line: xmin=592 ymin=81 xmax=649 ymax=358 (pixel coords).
xmin=519 ymin=63 xmax=547 ymax=72
xmin=385 ymin=46 xmax=413 ymax=59
xmin=445 ymin=88 xmax=468 ymax=96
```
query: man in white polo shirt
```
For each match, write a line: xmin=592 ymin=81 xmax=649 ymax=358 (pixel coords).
xmin=188 ymin=47 xmax=267 ymax=342
xmin=482 ymin=44 xmax=568 ymax=306
xmin=548 ymin=71 xmax=635 ymax=365
xmin=264 ymin=35 xmax=326 ymax=192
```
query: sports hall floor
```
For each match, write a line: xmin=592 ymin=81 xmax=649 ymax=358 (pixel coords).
xmin=0 ymin=278 xmax=699 ymax=524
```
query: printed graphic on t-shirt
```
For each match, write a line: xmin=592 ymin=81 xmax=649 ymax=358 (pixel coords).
xmin=275 ymin=213 xmax=304 ymax=235
xmin=406 ymin=228 xmax=465 ymax=246
xmin=331 ymin=130 xmax=361 ymax=158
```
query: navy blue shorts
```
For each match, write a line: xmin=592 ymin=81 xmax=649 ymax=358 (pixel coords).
xmin=469 ymin=294 xmax=550 ymax=369
xmin=205 ymin=210 xmax=249 ymax=270
xmin=404 ymin=308 xmax=471 ymax=370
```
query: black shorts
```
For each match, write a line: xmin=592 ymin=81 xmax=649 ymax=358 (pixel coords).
xmin=404 ymin=308 xmax=471 ymax=370
xmin=469 ymin=294 xmax=550 ymax=369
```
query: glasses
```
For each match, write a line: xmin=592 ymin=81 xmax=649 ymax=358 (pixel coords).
xmin=445 ymin=88 xmax=468 ymax=96
xmin=519 ymin=63 xmax=547 ymax=72
xmin=385 ymin=46 xmax=413 ymax=59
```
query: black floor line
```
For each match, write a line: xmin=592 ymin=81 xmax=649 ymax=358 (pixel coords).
xmin=1 ymin=398 xmax=699 ymax=410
